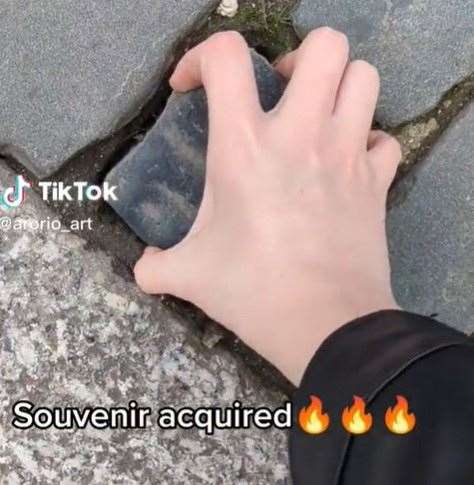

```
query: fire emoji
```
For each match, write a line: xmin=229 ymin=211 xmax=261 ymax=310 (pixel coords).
xmin=385 ymin=395 xmax=416 ymax=434
xmin=298 ymin=396 xmax=330 ymax=434
xmin=342 ymin=396 xmax=373 ymax=434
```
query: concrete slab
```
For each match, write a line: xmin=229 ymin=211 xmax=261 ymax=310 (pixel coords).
xmin=388 ymin=103 xmax=474 ymax=333
xmin=292 ymin=0 xmax=474 ymax=126
xmin=0 ymin=164 xmax=289 ymax=483
xmin=0 ymin=0 xmax=217 ymax=178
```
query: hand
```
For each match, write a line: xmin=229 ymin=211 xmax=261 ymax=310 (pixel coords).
xmin=134 ymin=28 xmax=401 ymax=385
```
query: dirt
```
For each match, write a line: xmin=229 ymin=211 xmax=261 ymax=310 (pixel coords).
xmin=392 ymin=72 xmax=474 ymax=176
xmin=189 ymin=0 xmax=300 ymax=60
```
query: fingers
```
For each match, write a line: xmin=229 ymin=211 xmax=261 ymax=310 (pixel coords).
xmin=367 ymin=130 xmax=401 ymax=185
xmin=134 ymin=243 xmax=199 ymax=297
xmin=278 ymin=27 xmax=349 ymax=122
xmin=170 ymin=31 xmax=262 ymax=127
xmin=274 ymin=50 xmax=297 ymax=79
xmin=334 ymin=60 xmax=380 ymax=148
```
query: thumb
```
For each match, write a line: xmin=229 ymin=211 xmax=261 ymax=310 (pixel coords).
xmin=134 ymin=243 xmax=198 ymax=298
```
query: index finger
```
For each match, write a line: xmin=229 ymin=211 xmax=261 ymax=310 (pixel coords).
xmin=170 ymin=31 xmax=262 ymax=128
xmin=276 ymin=28 xmax=349 ymax=124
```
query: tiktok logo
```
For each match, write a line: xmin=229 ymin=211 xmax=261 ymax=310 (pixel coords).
xmin=0 ymin=175 xmax=117 ymax=210
xmin=0 ymin=175 xmax=31 ymax=211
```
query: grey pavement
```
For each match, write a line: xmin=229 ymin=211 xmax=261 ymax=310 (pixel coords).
xmin=0 ymin=0 xmax=217 ymax=178
xmin=292 ymin=0 xmax=474 ymax=126
xmin=388 ymin=103 xmax=474 ymax=333
xmin=0 ymin=164 xmax=289 ymax=484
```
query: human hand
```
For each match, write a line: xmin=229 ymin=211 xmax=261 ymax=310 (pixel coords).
xmin=134 ymin=28 xmax=401 ymax=385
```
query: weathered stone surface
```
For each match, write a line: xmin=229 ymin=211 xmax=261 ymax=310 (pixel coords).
xmin=0 ymin=164 xmax=289 ymax=483
xmin=292 ymin=0 xmax=474 ymax=126
xmin=106 ymin=51 xmax=286 ymax=248
xmin=0 ymin=0 xmax=217 ymax=178
xmin=388 ymin=103 xmax=474 ymax=333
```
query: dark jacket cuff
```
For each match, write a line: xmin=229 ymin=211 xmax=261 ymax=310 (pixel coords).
xmin=289 ymin=309 xmax=467 ymax=484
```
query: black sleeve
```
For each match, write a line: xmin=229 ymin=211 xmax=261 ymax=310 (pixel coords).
xmin=290 ymin=310 xmax=474 ymax=485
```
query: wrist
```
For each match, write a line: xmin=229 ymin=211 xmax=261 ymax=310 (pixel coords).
xmin=233 ymin=288 xmax=399 ymax=385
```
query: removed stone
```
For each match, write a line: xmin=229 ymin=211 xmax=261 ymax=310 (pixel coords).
xmin=105 ymin=51 xmax=285 ymax=249
xmin=0 ymin=0 xmax=217 ymax=178
xmin=388 ymin=103 xmax=474 ymax=333
xmin=292 ymin=0 xmax=474 ymax=126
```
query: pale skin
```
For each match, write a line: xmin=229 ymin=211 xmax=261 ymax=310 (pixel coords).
xmin=134 ymin=28 xmax=402 ymax=385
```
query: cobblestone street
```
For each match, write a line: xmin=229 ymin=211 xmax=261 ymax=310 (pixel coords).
xmin=0 ymin=1 xmax=472 ymax=483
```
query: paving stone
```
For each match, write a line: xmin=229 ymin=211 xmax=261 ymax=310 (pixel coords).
xmin=388 ymin=103 xmax=474 ymax=333
xmin=0 ymin=163 xmax=289 ymax=483
xmin=0 ymin=0 xmax=217 ymax=178
xmin=105 ymin=51 xmax=286 ymax=249
xmin=292 ymin=0 xmax=474 ymax=126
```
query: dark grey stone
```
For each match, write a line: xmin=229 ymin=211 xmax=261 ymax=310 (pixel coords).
xmin=292 ymin=0 xmax=474 ymax=126
xmin=0 ymin=0 xmax=217 ymax=178
xmin=388 ymin=103 xmax=474 ymax=333
xmin=106 ymin=51 xmax=286 ymax=249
